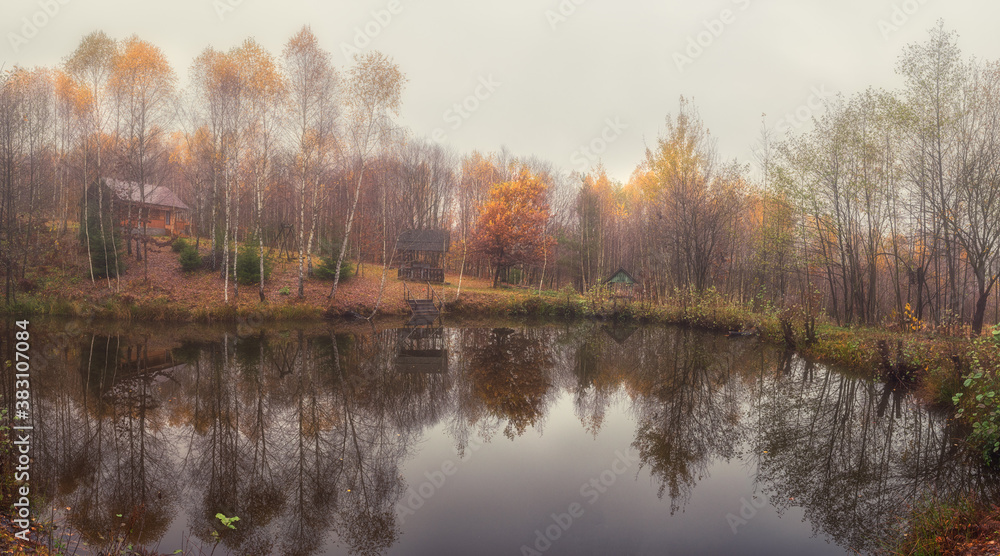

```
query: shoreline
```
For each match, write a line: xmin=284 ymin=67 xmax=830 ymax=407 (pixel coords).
xmin=3 ymin=244 xmax=1000 ymax=554
xmin=3 ymin=295 xmax=999 ymax=554
xmin=0 ymin=263 xmax=988 ymax=402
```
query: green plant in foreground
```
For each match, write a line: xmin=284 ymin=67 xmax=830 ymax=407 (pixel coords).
xmin=278 ymin=286 xmax=290 ymax=296
xmin=953 ymin=326 xmax=1000 ymax=463
xmin=216 ymin=513 xmax=239 ymax=530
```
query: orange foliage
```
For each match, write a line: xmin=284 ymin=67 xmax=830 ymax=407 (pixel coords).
xmin=110 ymin=35 xmax=175 ymax=101
xmin=471 ymin=168 xmax=553 ymax=286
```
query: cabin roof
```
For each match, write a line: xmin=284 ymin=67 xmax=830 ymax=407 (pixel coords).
xmin=603 ymin=267 xmax=637 ymax=286
xmin=602 ymin=324 xmax=638 ymax=345
xmin=397 ymin=229 xmax=450 ymax=253
xmin=104 ymin=178 xmax=190 ymax=211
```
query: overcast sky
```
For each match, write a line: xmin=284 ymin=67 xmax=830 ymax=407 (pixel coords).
xmin=3 ymin=0 xmax=1000 ymax=183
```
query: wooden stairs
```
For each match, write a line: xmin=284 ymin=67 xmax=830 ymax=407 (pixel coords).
xmin=395 ymin=322 xmax=448 ymax=374
xmin=407 ymin=298 xmax=439 ymax=317
xmin=403 ymin=281 xmax=441 ymax=325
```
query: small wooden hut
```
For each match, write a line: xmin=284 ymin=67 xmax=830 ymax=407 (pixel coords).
xmin=102 ymin=178 xmax=190 ymax=236
xmin=603 ymin=267 xmax=638 ymax=299
xmin=397 ymin=229 xmax=450 ymax=283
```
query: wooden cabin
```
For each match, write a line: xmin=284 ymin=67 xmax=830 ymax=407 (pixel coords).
xmin=603 ymin=267 xmax=638 ymax=298
xmin=103 ymin=178 xmax=191 ymax=236
xmin=397 ymin=229 xmax=450 ymax=283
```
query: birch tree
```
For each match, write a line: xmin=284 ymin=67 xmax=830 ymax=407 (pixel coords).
xmin=191 ymin=47 xmax=243 ymax=302
xmin=66 ymin=31 xmax=117 ymax=285
xmin=110 ymin=35 xmax=177 ymax=280
xmin=328 ymin=51 xmax=405 ymax=300
xmin=284 ymin=26 xmax=339 ymax=298
xmin=236 ymin=39 xmax=286 ymax=301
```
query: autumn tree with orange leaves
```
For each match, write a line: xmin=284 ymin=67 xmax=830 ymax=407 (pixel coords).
xmin=110 ymin=34 xmax=177 ymax=280
xmin=645 ymin=98 xmax=744 ymax=294
xmin=234 ymin=39 xmax=286 ymax=302
xmin=455 ymin=149 xmax=511 ymax=296
xmin=7 ymin=24 xmax=1000 ymax=336
xmin=471 ymin=168 xmax=553 ymax=287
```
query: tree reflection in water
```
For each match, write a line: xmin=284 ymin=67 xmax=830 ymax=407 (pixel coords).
xmin=465 ymin=328 xmax=553 ymax=441
xmin=15 ymin=323 xmax=1000 ymax=555
xmin=750 ymin=353 xmax=1000 ymax=551
xmin=30 ymin=333 xmax=180 ymax=549
xmin=571 ymin=326 xmax=751 ymax=513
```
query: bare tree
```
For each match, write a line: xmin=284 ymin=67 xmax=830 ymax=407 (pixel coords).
xmin=110 ymin=35 xmax=177 ymax=281
xmin=284 ymin=26 xmax=339 ymax=298
xmin=897 ymin=20 xmax=966 ymax=324
xmin=948 ymin=61 xmax=1000 ymax=333
xmin=328 ymin=51 xmax=406 ymax=300
xmin=66 ymin=31 xmax=118 ymax=286
xmin=646 ymin=98 xmax=743 ymax=294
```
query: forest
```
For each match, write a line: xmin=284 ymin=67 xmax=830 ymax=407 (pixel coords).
xmin=1 ymin=21 xmax=999 ymax=335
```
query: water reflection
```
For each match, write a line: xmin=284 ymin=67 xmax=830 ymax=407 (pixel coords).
xmin=17 ymin=322 xmax=1000 ymax=555
xmin=466 ymin=328 xmax=553 ymax=441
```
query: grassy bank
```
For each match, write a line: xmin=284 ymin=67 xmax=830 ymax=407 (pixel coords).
xmin=5 ymin=241 xmax=1000 ymax=459
xmin=889 ymin=493 xmax=1000 ymax=555
xmin=4 ymin=240 xmax=1000 ymax=554
xmin=10 ymin=251 xmax=999 ymax=459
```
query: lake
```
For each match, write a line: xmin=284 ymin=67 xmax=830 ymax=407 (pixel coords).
xmin=8 ymin=319 xmax=998 ymax=555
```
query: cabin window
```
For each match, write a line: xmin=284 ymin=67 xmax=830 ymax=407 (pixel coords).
xmin=164 ymin=211 xmax=171 ymax=225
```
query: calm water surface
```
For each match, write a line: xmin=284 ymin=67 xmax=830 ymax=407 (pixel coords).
xmin=13 ymin=320 xmax=1000 ymax=555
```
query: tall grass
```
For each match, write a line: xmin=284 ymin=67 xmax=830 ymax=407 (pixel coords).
xmin=891 ymin=493 xmax=996 ymax=556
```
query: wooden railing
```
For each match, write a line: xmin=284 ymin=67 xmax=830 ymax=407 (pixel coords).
xmin=402 ymin=280 xmax=443 ymax=314
xmin=427 ymin=283 xmax=443 ymax=312
xmin=398 ymin=266 xmax=444 ymax=283
xmin=402 ymin=280 xmax=413 ymax=304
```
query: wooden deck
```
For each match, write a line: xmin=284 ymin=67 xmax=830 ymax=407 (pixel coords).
xmin=406 ymin=298 xmax=440 ymax=318
xmin=395 ymin=349 xmax=449 ymax=373
xmin=398 ymin=266 xmax=445 ymax=283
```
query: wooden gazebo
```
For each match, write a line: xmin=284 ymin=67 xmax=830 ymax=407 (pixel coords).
xmin=397 ymin=229 xmax=450 ymax=283
xmin=395 ymin=324 xmax=448 ymax=374
xmin=603 ymin=267 xmax=638 ymax=298
xmin=602 ymin=323 xmax=638 ymax=345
